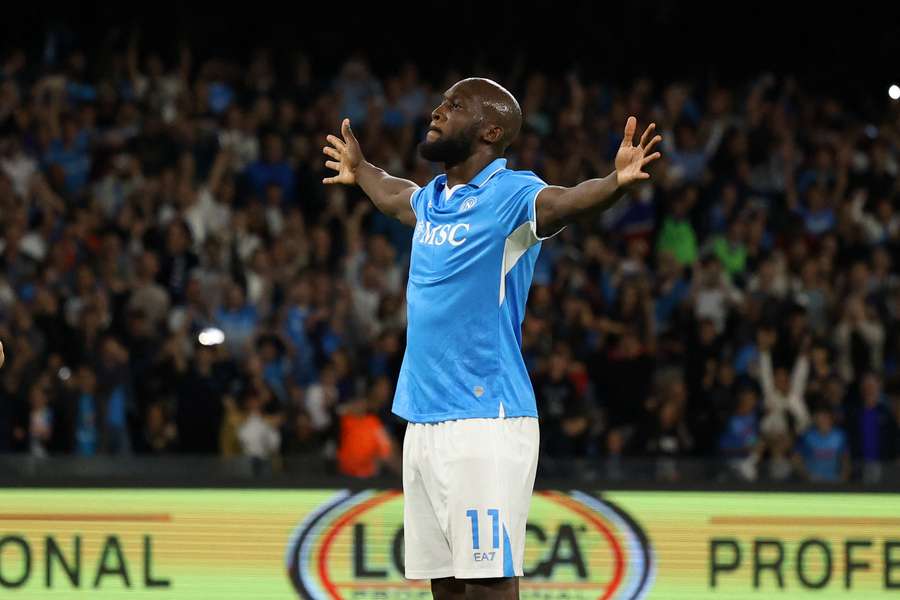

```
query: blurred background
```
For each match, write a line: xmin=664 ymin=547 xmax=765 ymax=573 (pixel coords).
xmin=1 ymin=1 xmax=900 ymax=490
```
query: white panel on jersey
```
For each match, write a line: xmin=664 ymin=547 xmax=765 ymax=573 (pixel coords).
xmin=531 ymin=187 xmax=566 ymax=241
xmin=499 ymin=221 xmax=540 ymax=305
xmin=444 ymin=184 xmax=465 ymax=200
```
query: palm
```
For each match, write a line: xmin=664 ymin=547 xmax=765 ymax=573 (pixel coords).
xmin=615 ymin=116 xmax=662 ymax=188
xmin=332 ymin=155 xmax=356 ymax=184
xmin=322 ymin=118 xmax=363 ymax=185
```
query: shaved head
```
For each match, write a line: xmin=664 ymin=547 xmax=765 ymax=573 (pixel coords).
xmin=452 ymin=77 xmax=522 ymax=151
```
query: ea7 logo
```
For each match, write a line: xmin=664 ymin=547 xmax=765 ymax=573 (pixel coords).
xmin=414 ymin=221 xmax=470 ymax=246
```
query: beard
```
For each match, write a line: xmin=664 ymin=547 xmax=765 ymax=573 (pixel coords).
xmin=417 ymin=124 xmax=478 ymax=164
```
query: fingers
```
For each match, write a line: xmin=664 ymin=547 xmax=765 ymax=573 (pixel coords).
xmin=639 ymin=123 xmax=656 ymax=148
xmin=322 ymin=146 xmax=341 ymax=160
xmin=641 ymin=152 xmax=662 ymax=167
xmin=322 ymin=176 xmax=340 ymax=185
xmin=621 ymin=116 xmax=637 ymax=147
xmin=644 ymin=134 xmax=663 ymax=155
xmin=326 ymin=134 xmax=346 ymax=151
xmin=325 ymin=160 xmax=341 ymax=171
xmin=341 ymin=118 xmax=357 ymax=144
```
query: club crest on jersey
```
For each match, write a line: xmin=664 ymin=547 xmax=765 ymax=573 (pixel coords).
xmin=460 ymin=197 xmax=477 ymax=212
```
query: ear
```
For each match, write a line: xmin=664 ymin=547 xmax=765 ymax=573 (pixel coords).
xmin=481 ymin=124 xmax=504 ymax=145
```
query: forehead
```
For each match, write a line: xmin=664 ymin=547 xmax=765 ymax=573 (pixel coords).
xmin=444 ymin=82 xmax=476 ymax=101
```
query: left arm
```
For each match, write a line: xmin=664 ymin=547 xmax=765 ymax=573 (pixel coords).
xmin=535 ymin=116 xmax=662 ymax=238
xmin=788 ymin=353 xmax=811 ymax=431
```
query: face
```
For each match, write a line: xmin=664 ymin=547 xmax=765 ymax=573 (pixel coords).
xmin=861 ymin=375 xmax=881 ymax=407
xmin=549 ymin=353 xmax=567 ymax=378
xmin=811 ymin=345 xmax=829 ymax=366
xmin=667 ymin=380 xmax=687 ymax=405
xmin=774 ymin=368 xmax=790 ymax=393
xmin=702 ymin=260 xmax=721 ymax=285
xmin=620 ymin=284 xmax=638 ymax=309
xmin=737 ymin=390 xmax=757 ymax=414
xmin=265 ymin=184 xmax=283 ymax=206
xmin=718 ymin=363 xmax=735 ymax=385
xmin=260 ymin=342 xmax=277 ymax=362
xmin=660 ymin=401 xmax=678 ymax=426
xmin=77 ymin=265 xmax=95 ymax=292
xmin=801 ymin=260 xmax=818 ymax=285
xmin=658 ymin=251 xmax=678 ymax=277
xmin=245 ymin=394 xmax=262 ymax=413
xmin=825 ymin=379 xmax=844 ymax=404
xmin=147 ymin=404 xmax=164 ymax=429
xmin=30 ymin=387 xmax=48 ymax=409
xmin=227 ymin=284 xmax=244 ymax=308
xmin=78 ymin=367 xmax=96 ymax=392
xmin=264 ymin=135 xmax=283 ymax=162
xmin=815 ymin=411 xmax=832 ymax=433
xmin=290 ymin=280 xmax=311 ymax=305
xmin=418 ymin=83 xmax=483 ymax=164
xmin=101 ymin=338 xmax=122 ymax=364
xmin=728 ymin=219 xmax=746 ymax=241
xmin=807 ymin=187 xmax=825 ymax=210
xmin=63 ymin=119 xmax=79 ymax=143
xmin=370 ymin=377 xmax=391 ymax=405
xmin=319 ymin=365 xmax=336 ymax=385
xmin=167 ymin=223 xmax=188 ymax=253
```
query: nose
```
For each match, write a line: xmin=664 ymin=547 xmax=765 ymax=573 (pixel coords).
xmin=431 ymin=102 xmax=447 ymax=123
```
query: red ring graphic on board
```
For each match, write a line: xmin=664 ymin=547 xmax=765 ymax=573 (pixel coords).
xmin=286 ymin=490 xmax=654 ymax=599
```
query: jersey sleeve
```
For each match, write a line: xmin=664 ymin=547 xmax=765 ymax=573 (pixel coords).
xmin=409 ymin=186 xmax=423 ymax=215
xmin=494 ymin=171 xmax=565 ymax=241
xmin=410 ymin=177 xmax=438 ymax=216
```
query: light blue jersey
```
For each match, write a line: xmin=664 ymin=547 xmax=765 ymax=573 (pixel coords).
xmin=392 ymin=158 xmax=559 ymax=423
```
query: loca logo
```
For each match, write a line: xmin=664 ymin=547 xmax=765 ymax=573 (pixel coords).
xmin=285 ymin=490 xmax=655 ymax=599
xmin=413 ymin=221 xmax=470 ymax=246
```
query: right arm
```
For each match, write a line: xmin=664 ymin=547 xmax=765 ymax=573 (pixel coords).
xmin=323 ymin=119 xmax=418 ymax=226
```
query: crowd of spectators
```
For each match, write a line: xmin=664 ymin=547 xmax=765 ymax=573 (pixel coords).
xmin=1 ymin=35 xmax=899 ymax=483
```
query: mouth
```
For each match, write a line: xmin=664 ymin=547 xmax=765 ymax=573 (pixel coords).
xmin=426 ymin=126 xmax=442 ymax=141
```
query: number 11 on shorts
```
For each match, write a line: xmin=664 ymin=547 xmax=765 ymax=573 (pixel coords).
xmin=465 ymin=508 xmax=500 ymax=550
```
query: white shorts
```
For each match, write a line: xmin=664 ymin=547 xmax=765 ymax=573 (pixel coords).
xmin=402 ymin=416 xmax=539 ymax=580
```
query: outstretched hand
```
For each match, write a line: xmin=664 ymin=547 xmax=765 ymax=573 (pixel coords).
xmin=615 ymin=116 xmax=662 ymax=188
xmin=322 ymin=118 xmax=364 ymax=185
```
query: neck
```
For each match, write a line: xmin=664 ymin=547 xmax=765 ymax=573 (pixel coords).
xmin=444 ymin=152 xmax=501 ymax=188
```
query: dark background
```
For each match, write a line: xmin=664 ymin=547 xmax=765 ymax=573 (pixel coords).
xmin=3 ymin=1 xmax=898 ymax=104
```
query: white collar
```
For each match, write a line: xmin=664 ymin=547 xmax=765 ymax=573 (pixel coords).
xmin=444 ymin=183 xmax=465 ymax=200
